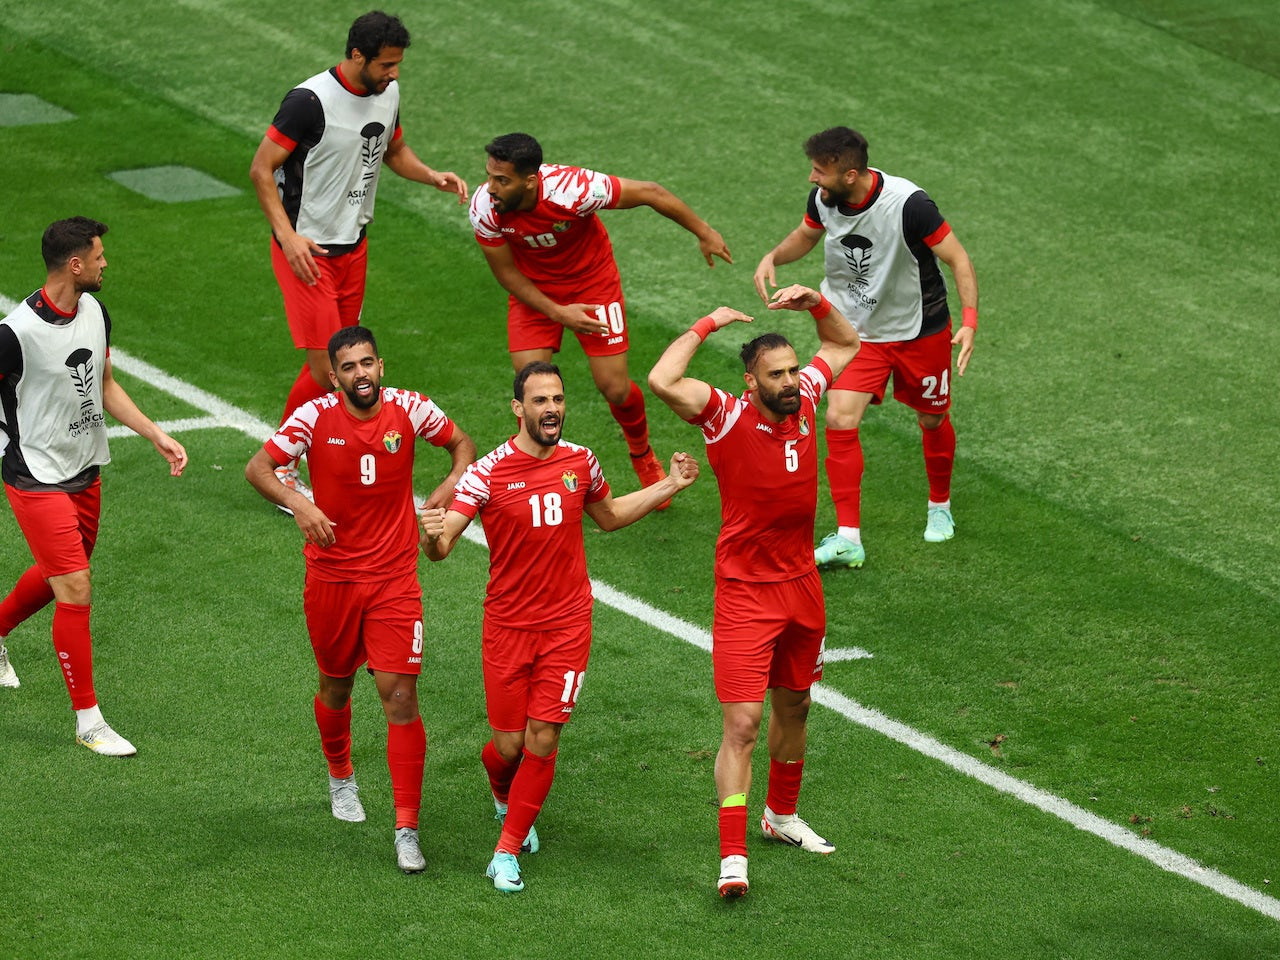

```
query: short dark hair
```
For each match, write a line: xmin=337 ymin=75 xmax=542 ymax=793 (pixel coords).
xmin=485 ymin=133 xmax=543 ymax=176
xmin=804 ymin=126 xmax=869 ymax=173
xmin=328 ymin=325 xmax=379 ymax=365
xmin=514 ymin=360 xmax=561 ymax=401
xmin=42 ymin=217 xmax=108 ymax=270
xmin=346 ymin=10 xmax=410 ymax=60
xmin=740 ymin=333 xmax=793 ymax=372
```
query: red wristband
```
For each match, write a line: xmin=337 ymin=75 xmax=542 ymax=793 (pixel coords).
xmin=808 ymin=295 xmax=833 ymax=320
xmin=690 ymin=316 xmax=717 ymax=342
xmin=961 ymin=307 xmax=978 ymax=331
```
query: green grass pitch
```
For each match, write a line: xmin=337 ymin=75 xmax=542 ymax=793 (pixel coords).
xmin=0 ymin=1 xmax=1277 ymax=957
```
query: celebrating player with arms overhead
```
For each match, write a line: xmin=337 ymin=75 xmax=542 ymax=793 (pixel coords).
xmin=469 ymin=132 xmax=730 ymax=502
xmin=649 ymin=285 xmax=859 ymax=898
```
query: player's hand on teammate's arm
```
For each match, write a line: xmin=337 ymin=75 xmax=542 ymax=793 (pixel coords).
xmin=432 ymin=171 xmax=469 ymax=204
xmin=668 ymin=451 xmax=699 ymax=489
xmin=553 ymin=303 xmax=610 ymax=336
xmin=698 ymin=228 xmax=733 ymax=267
xmin=952 ymin=325 xmax=976 ymax=376
xmin=767 ymin=284 xmax=822 ymax=312
xmin=421 ymin=478 xmax=457 ymax=511
xmin=154 ymin=433 xmax=188 ymax=477
xmin=278 ymin=229 xmax=327 ymax=285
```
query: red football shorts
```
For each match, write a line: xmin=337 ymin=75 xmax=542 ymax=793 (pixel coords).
xmin=832 ymin=324 xmax=953 ymax=414
xmin=482 ymin=616 xmax=593 ymax=731
xmin=303 ymin=568 xmax=423 ymax=677
xmin=5 ymin=479 xmax=101 ymax=577
xmin=271 ymin=237 xmax=368 ymax=350
xmin=506 ymin=275 xmax=629 ymax=357
xmin=712 ymin=569 xmax=826 ymax=703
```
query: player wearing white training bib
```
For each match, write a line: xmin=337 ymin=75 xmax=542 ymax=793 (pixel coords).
xmin=754 ymin=126 xmax=980 ymax=567
xmin=0 ymin=217 xmax=188 ymax=757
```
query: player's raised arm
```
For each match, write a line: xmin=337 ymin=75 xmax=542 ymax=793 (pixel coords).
xmin=767 ymin=284 xmax=859 ymax=380
xmin=648 ymin=307 xmax=754 ymax=420
xmin=614 ymin=178 xmax=732 ymax=267
xmin=752 ymin=222 xmax=822 ymax=302
xmin=584 ymin=451 xmax=699 ymax=531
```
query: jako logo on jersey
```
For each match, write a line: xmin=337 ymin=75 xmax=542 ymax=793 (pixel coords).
xmin=839 ymin=233 xmax=873 ymax=286
xmin=755 ymin=422 xmax=773 ymax=434
xmin=799 ymin=414 xmax=810 ymax=437
xmin=506 ymin=481 xmax=526 ymax=490
xmin=383 ymin=430 xmax=402 ymax=454
xmin=552 ymin=221 xmax=570 ymax=233
xmin=327 ymin=437 xmax=346 ymax=445
xmin=64 ymin=348 xmax=96 ymax=410
xmin=561 ymin=470 xmax=579 ymax=493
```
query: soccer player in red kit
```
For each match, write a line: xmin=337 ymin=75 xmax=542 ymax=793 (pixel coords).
xmin=420 ymin=360 xmax=699 ymax=893
xmin=245 ymin=325 xmax=475 ymax=874
xmin=249 ymin=11 xmax=468 ymax=504
xmin=469 ymin=132 xmax=730 ymax=503
xmin=648 ymin=285 xmax=859 ymax=898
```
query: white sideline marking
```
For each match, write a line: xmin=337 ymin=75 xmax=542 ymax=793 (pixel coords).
xmin=824 ymin=646 xmax=874 ymax=662
xmin=2 ymin=290 xmax=1276 ymax=922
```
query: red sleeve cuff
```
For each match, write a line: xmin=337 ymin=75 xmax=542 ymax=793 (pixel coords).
xmin=923 ymin=221 xmax=952 ymax=247
xmin=266 ymin=125 xmax=297 ymax=151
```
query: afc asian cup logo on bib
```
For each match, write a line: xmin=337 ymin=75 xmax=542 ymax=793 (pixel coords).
xmin=382 ymin=430 xmax=402 ymax=454
xmin=799 ymin=414 xmax=810 ymax=437
xmin=561 ymin=470 xmax=579 ymax=492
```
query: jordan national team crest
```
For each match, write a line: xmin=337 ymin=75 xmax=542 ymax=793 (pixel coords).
xmin=552 ymin=221 xmax=570 ymax=233
xmin=382 ymin=430 xmax=402 ymax=454
xmin=561 ymin=470 xmax=579 ymax=493
xmin=799 ymin=414 xmax=810 ymax=437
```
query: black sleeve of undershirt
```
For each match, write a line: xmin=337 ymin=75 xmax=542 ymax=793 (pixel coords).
xmin=902 ymin=190 xmax=946 ymax=243
xmin=0 ymin=325 xmax=20 ymax=379
xmin=270 ymin=87 xmax=324 ymax=149
xmin=805 ymin=187 xmax=822 ymax=224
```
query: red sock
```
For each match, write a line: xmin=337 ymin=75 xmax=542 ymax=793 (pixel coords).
xmin=824 ymin=427 xmax=864 ymax=528
xmin=497 ymin=748 xmax=556 ymax=854
xmin=609 ymin=381 xmax=650 ymax=457
xmin=52 ymin=601 xmax=95 ymax=709
xmin=482 ymin=739 xmax=521 ymax=805
xmin=280 ymin=363 xmax=328 ymax=425
xmin=313 ymin=696 xmax=353 ymax=779
xmin=387 ymin=716 xmax=426 ymax=829
xmin=0 ymin=565 xmax=54 ymax=636
xmin=718 ymin=803 xmax=749 ymax=858
xmin=765 ymin=758 xmax=804 ymax=816
xmin=921 ymin=415 xmax=956 ymax=503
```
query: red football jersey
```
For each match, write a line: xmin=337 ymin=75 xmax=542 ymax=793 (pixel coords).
xmin=469 ymin=163 xmax=622 ymax=288
xmin=266 ymin=388 xmax=457 ymax=581
xmin=690 ymin=358 xmax=833 ymax=582
xmin=450 ymin=438 xmax=609 ymax=630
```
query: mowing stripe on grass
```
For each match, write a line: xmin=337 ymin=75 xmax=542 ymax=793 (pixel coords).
xmin=3 ymin=292 xmax=1275 ymax=922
